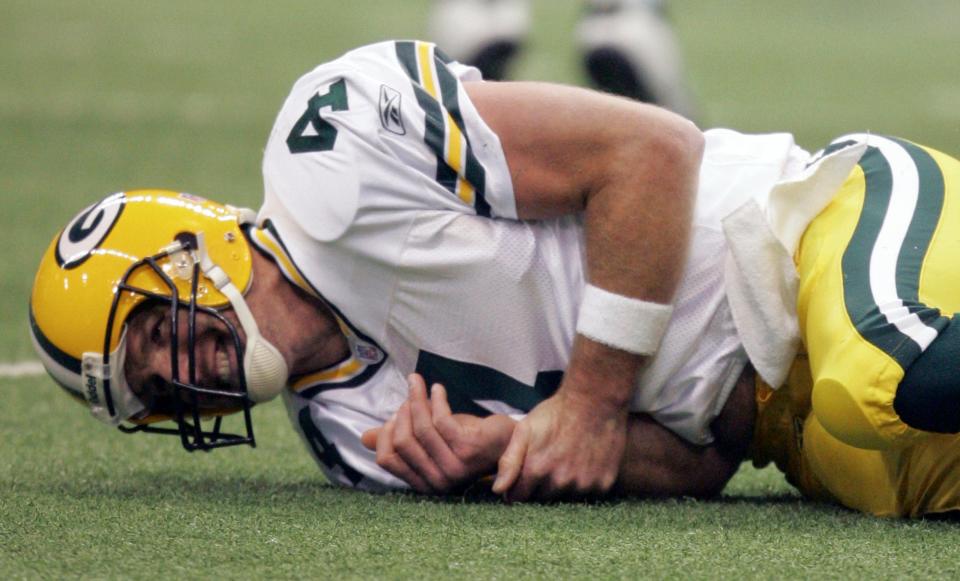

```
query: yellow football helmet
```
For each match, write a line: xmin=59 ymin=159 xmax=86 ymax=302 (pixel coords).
xmin=30 ymin=190 xmax=285 ymax=451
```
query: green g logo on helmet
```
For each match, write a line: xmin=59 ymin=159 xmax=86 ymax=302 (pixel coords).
xmin=55 ymin=192 xmax=125 ymax=269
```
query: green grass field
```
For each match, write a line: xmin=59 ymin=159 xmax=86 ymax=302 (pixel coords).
xmin=2 ymin=0 xmax=960 ymax=578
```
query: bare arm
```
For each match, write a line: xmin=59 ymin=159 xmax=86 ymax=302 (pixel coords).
xmin=616 ymin=416 xmax=738 ymax=498
xmin=463 ymin=81 xmax=704 ymax=499
xmin=467 ymin=81 xmax=701 ymax=303
xmin=361 ymin=371 xmax=751 ymax=498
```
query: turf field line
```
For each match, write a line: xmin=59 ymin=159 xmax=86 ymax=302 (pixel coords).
xmin=0 ymin=360 xmax=44 ymax=377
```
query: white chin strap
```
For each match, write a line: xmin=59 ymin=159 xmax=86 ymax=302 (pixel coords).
xmin=196 ymin=233 xmax=288 ymax=403
xmin=79 ymin=328 xmax=147 ymax=425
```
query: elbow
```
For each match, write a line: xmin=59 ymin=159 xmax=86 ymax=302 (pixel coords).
xmin=681 ymin=118 xmax=705 ymax=167
xmin=685 ymin=457 xmax=739 ymax=499
xmin=671 ymin=449 xmax=741 ymax=500
xmin=611 ymin=107 xmax=704 ymax=196
xmin=656 ymin=115 xmax=702 ymax=210
xmin=615 ymin=455 xmax=737 ymax=500
xmin=652 ymin=113 xmax=704 ymax=177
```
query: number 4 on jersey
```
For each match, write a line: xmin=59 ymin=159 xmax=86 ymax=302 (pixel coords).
xmin=286 ymin=78 xmax=349 ymax=154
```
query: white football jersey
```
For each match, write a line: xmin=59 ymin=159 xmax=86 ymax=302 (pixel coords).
xmin=256 ymin=41 xmax=808 ymax=490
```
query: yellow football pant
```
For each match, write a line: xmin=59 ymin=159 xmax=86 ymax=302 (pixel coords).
xmin=751 ymin=137 xmax=960 ymax=516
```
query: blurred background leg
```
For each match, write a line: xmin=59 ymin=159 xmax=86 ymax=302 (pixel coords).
xmin=577 ymin=0 xmax=698 ymax=119
xmin=428 ymin=0 xmax=532 ymax=80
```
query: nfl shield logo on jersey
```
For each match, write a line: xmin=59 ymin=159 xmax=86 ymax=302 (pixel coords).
xmin=356 ymin=342 xmax=384 ymax=364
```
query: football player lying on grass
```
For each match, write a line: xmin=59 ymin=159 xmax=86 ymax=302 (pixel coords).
xmin=31 ymin=40 xmax=960 ymax=517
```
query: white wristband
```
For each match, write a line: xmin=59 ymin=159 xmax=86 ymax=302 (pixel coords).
xmin=575 ymin=284 xmax=673 ymax=355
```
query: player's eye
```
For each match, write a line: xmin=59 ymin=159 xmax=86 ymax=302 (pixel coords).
xmin=150 ymin=316 xmax=164 ymax=345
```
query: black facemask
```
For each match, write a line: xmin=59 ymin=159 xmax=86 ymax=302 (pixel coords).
xmin=105 ymin=239 xmax=256 ymax=452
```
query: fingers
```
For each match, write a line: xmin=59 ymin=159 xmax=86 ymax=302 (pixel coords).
xmin=430 ymin=383 xmax=460 ymax=443
xmin=509 ymin=448 xmax=621 ymax=501
xmin=431 ymin=382 xmax=452 ymax=419
xmin=525 ymin=467 xmax=600 ymax=501
xmin=492 ymin=421 xmax=529 ymax=497
xmin=360 ymin=427 xmax=380 ymax=450
xmin=407 ymin=378 xmax=465 ymax=480
xmin=503 ymin=461 xmax=613 ymax=502
xmin=505 ymin=465 xmax=541 ymax=502
xmin=392 ymin=398 xmax=452 ymax=491
xmin=374 ymin=414 xmax=433 ymax=493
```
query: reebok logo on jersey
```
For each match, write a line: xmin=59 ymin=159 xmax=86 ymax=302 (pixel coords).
xmin=379 ymin=85 xmax=405 ymax=135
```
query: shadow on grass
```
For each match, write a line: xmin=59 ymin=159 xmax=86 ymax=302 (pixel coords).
xmin=23 ymin=471 xmax=960 ymax=524
xmin=415 ymin=490 xmax=960 ymax=524
xmin=382 ymin=486 xmax=811 ymax=511
xmin=24 ymin=470 xmax=806 ymax=508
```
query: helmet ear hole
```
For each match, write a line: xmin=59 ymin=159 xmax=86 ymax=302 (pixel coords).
xmin=174 ymin=231 xmax=198 ymax=250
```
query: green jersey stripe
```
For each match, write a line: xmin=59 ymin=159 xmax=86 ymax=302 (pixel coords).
xmin=841 ymin=140 xmax=947 ymax=369
xmin=396 ymin=41 xmax=459 ymax=196
xmin=395 ymin=41 xmax=420 ymax=83
xmin=841 ymin=145 xmax=893 ymax=353
xmin=433 ymin=53 xmax=491 ymax=216
xmin=412 ymin=82 xmax=460 ymax=193
xmin=298 ymin=407 xmax=364 ymax=486
xmin=416 ymin=350 xmax=562 ymax=417
xmin=891 ymin=137 xmax=945 ymax=308
xmin=395 ymin=42 xmax=458 ymax=194
xmin=842 ymin=145 xmax=920 ymax=366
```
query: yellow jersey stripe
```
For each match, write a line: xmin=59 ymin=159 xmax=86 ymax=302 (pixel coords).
xmin=250 ymin=227 xmax=317 ymax=298
xmin=291 ymin=357 xmax=364 ymax=392
xmin=415 ymin=42 xmax=474 ymax=206
xmin=417 ymin=42 xmax=437 ymax=98
xmin=445 ymin=113 xmax=475 ymax=205
xmin=250 ymin=221 xmax=388 ymax=396
xmin=394 ymin=40 xmax=490 ymax=216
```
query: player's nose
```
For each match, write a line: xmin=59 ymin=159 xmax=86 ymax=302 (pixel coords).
xmin=144 ymin=339 xmax=194 ymax=385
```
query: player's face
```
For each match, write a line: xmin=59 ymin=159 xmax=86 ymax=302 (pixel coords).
xmin=123 ymin=303 xmax=245 ymax=417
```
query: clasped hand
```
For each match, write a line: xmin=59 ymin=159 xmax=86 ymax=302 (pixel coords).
xmin=361 ymin=374 xmax=514 ymax=493
xmin=362 ymin=374 xmax=628 ymax=501
xmin=492 ymin=388 xmax=627 ymax=501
